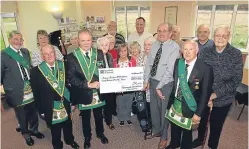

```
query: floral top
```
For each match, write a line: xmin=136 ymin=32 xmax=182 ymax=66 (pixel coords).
xmin=118 ymin=60 xmax=130 ymax=68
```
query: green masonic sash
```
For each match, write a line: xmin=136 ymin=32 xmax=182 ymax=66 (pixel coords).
xmin=3 ymin=46 xmax=30 ymax=69
xmin=4 ymin=47 xmax=34 ymax=106
xmin=73 ymin=48 xmax=105 ymax=110
xmin=166 ymin=58 xmax=197 ymax=130
xmin=38 ymin=60 xmax=70 ymax=101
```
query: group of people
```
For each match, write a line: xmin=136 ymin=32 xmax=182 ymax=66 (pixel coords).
xmin=1 ymin=16 xmax=243 ymax=149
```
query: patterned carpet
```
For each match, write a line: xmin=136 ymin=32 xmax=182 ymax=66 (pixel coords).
xmin=1 ymin=102 xmax=248 ymax=149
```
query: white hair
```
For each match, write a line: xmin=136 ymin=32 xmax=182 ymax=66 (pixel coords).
xmin=144 ymin=36 xmax=156 ymax=44
xmin=97 ymin=36 xmax=110 ymax=49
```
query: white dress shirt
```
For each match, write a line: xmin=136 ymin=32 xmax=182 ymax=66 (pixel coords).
xmin=80 ymin=48 xmax=91 ymax=57
xmin=128 ymin=31 xmax=152 ymax=51
xmin=10 ymin=45 xmax=30 ymax=80
xmin=175 ymin=57 xmax=197 ymax=97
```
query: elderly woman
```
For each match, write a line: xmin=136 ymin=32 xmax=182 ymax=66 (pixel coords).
xmin=67 ymin=34 xmax=79 ymax=54
xmin=129 ymin=41 xmax=142 ymax=63
xmin=96 ymin=36 xmax=116 ymax=130
xmin=138 ymin=36 xmax=156 ymax=107
xmin=31 ymin=30 xmax=64 ymax=67
xmin=114 ymin=43 xmax=136 ymax=126
xmin=105 ymin=34 xmax=118 ymax=61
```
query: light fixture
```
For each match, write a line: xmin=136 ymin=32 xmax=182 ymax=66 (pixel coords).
xmin=52 ymin=11 xmax=63 ymax=23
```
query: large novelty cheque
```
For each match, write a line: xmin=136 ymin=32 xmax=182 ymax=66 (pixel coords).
xmin=99 ymin=67 xmax=144 ymax=93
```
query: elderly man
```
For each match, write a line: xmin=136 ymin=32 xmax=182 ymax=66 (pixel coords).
xmin=30 ymin=45 xmax=79 ymax=149
xmin=1 ymin=30 xmax=44 ymax=146
xmin=103 ymin=21 xmax=125 ymax=48
xmin=67 ymin=29 xmax=108 ymax=149
xmin=144 ymin=23 xmax=180 ymax=149
xmin=165 ymin=40 xmax=213 ymax=149
xmin=193 ymin=26 xmax=243 ymax=149
xmin=128 ymin=17 xmax=152 ymax=51
xmin=171 ymin=25 xmax=184 ymax=48
xmin=196 ymin=24 xmax=214 ymax=54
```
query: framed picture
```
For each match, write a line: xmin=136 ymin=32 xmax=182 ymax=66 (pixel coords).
xmin=165 ymin=6 xmax=178 ymax=25
xmin=95 ymin=16 xmax=105 ymax=23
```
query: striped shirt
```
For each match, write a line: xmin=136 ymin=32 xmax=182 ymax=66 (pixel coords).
xmin=31 ymin=46 xmax=64 ymax=67
xmin=103 ymin=33 xmax=125 ymax=48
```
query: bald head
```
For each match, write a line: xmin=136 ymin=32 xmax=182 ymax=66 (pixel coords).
xmin=197 ymin=24 xmax=210 ymax=43
xmin=157 ymin=23 xmax=172 ymax=42
xmin=107 ymin=21 xmax=117 ymax=35
xmin=41 ymin=44 xmax=56 ymax=66
xmin=182 ymin=40 xmax=199 ymax=63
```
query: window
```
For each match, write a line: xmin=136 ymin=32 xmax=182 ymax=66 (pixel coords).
xmin=115 ymin=6 xmax=150 ymax=40
xmin=1 ymin=31 xmax=6 ymax=50
xmin=196 ymin=5 xmax=212 ymax=28
xmin=1 ymin=13 xmax=19 ymax=48
xmin=196 ymin=4 xmax=248 ymax=49
xmin=213 ymin=5 xmax=234 ymax=32
xmin=232 ymin=4 xmax=248 ymax=49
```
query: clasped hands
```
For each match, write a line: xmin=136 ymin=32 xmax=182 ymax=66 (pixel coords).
xmin=88 ymin=81 xmax=100 ymax=89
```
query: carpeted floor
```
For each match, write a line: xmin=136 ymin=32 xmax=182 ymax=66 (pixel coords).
xmin=1 ymin=102 xmax=248 ymax=149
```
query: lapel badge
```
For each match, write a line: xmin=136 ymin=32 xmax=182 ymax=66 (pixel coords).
xmin=194 ymin=79 xmax=199 ymax=89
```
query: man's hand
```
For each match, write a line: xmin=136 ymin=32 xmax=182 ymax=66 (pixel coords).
xmin=88 ymin=81 xmax=100 ymax=89
xmin=192 ymin=114 xmax=201 ymax=123
xmin=210 ymin=93 xmax=217 ymax=100
xmin=143 ymin=82 xmax=150 ymax=91
xmin=156 ymin=89 xmax=165 ymax=100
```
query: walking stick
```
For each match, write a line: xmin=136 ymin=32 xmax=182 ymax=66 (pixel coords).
xmin=201 ymin=102 xmax=213 ymax=149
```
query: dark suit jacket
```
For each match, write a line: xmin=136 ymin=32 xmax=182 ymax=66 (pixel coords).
xmin=30 ymin=64 xmax=71 ymax=127
xmin=1 ymin=47 xmax=32 ymax=107
xmin=67 ymin=49 xmax=105 ymax=105
xmin=168 ymin=58 xmax=213 ymax=118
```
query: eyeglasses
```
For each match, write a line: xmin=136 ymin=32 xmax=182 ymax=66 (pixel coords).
xmin=43 ymin=52 xmax=55 ymax=57
xmin=157 ymin=30 xmax=170 ymax=34
xmin=12 ymin=38 xmax=24 ymax=42
xmin=215 ymin=34 xmax=229 ymax=39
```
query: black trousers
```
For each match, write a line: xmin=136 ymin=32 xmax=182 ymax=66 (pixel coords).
xmin=170 ymin=122 xmax=192 ymax=149
xmin=197 ymin=103 xmax=232 ymax=149
xmin=102 ymin=93 xmax=116 ymax=125
xmin=81 ymin=106 xmax=104 ymax=138
xmin=50 ymin=119 xmax=75 ymax=149
xmin=13 ymin=102 xmax=39 ymax=139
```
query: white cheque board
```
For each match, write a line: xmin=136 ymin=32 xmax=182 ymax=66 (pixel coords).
xmin=99 ymin=67 xmax=144 ymax=93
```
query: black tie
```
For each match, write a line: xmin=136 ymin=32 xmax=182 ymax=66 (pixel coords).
xmin=51 ymin=67 xmax=55 ymax=76
xmin=85 ymin=52 xmax=90 ymax=59
xmin=176 ymin=64 xmax=189 ymax=99
xmin=150 ymin=43 xmax=163 ymax=77
xmin=17 ymin=51 xmax=29 ymax=81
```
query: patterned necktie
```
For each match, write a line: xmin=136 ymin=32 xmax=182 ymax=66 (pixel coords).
xmin=17 ymin=51 xmax=29 ymax=81
xmin=150 ymin=43 xmax=163 ymax=77
xmin=85 ymin=52 xmax=90 ymax=59
xmin=176 ymin=64 xmax=190 ymax=99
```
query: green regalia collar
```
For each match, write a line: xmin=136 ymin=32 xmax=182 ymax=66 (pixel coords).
xmin=178 ymin=58 xmax=197 ymax=112
xmin=38 ymin=60 xmax=70 ymax=101
xmin=3 ymin=46 xmax=30 ymax=69
xmin=73 ymin=47 xmax=98 ymax=81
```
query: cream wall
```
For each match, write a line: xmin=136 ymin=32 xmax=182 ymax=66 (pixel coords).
xmin=17 ymin=1 xmax=77 ymax=50
xmin=81 ymin=1 xmax=113 ymax=26
xmin=150 ymin=1 xmax=197 ymax=37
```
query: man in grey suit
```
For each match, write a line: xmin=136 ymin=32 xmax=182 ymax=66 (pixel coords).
xmin=1 ymin=30 xmax=44 ymax=146
xmin=144 ymin=23 xmax=180 ymax=149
